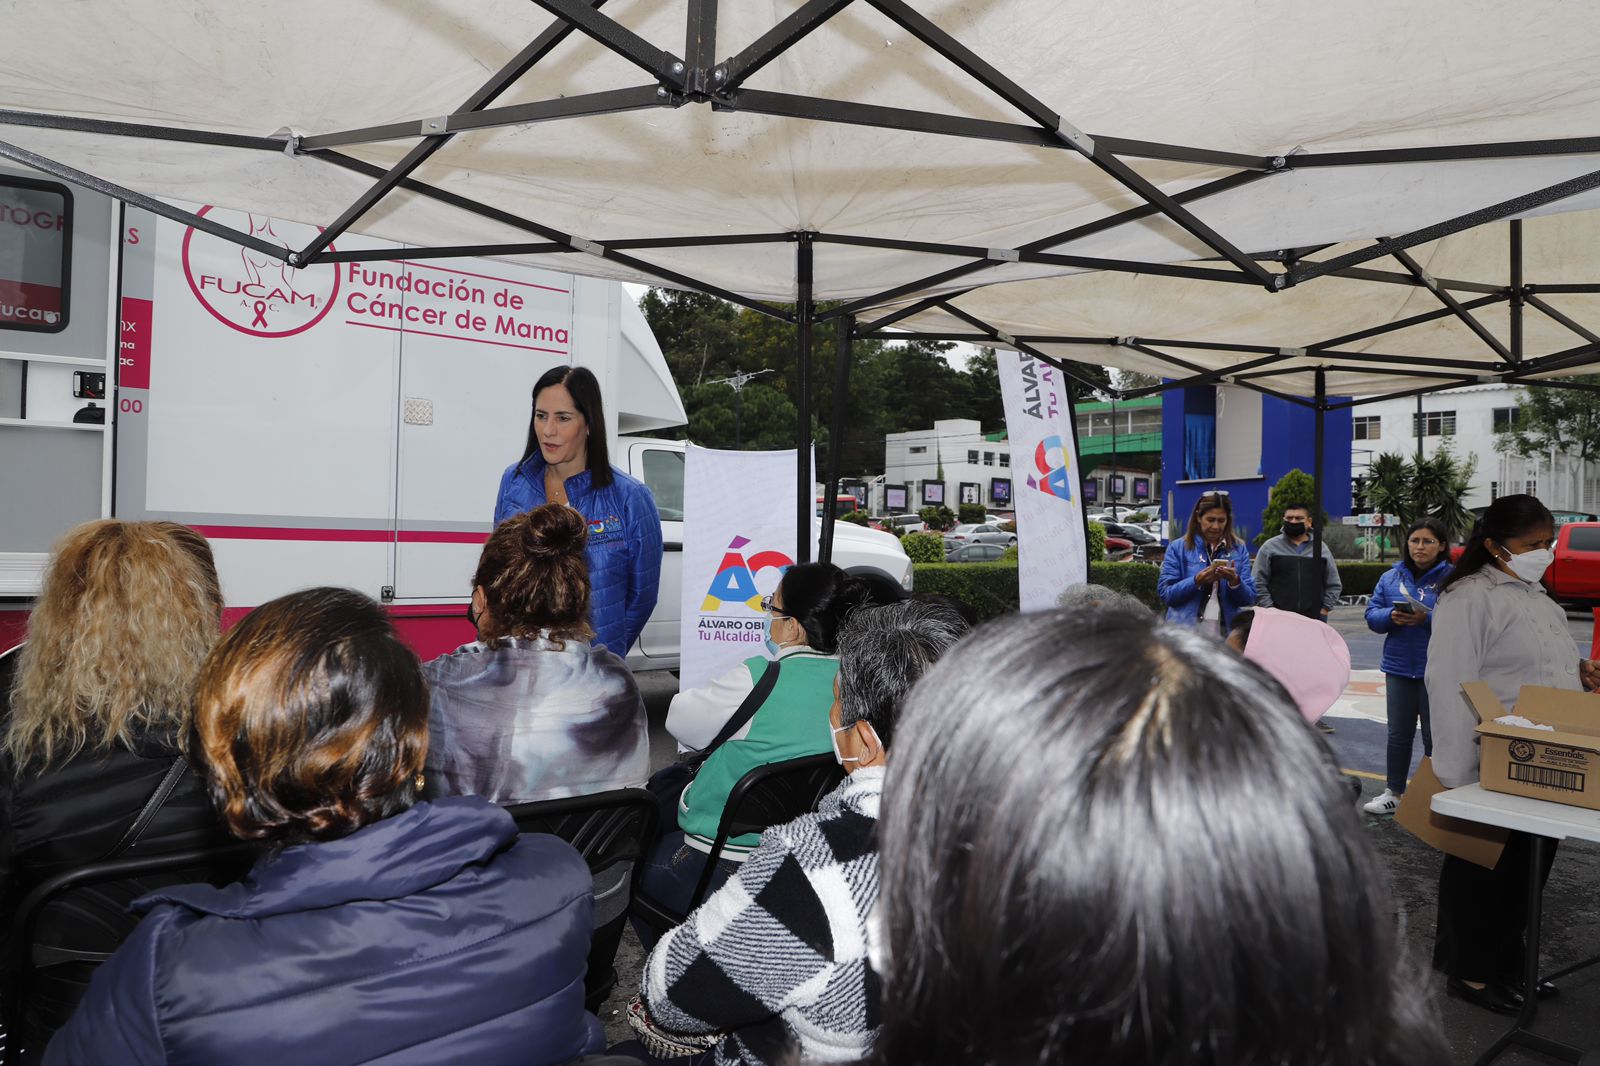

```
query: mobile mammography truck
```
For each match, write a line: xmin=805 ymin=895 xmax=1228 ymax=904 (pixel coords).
xmin=0 ymin=168 xmax=910 ymax=668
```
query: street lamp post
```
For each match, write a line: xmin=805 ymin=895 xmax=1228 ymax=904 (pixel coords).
xmin=705 ymin=368 xmax=775 ymax=449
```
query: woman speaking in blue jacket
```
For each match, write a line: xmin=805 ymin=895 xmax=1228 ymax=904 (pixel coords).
xmin=1158 ymin=491 xmax=1256 ymax=635
xmin=1361 ymin=518 xmax=1451 ymax=815
xmin=494 ymin=365 xmax=663 ymax=657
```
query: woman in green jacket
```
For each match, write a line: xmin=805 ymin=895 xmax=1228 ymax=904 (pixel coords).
xmin=643 ymin=563 xmax=872 ymax=923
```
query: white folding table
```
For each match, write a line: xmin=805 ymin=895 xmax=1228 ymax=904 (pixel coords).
xmin=1432 ymin=784 xmax=1600 ymax=1066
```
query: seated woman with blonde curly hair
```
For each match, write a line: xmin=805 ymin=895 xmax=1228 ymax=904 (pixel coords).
xmin=0 ymin=520 xmax=228 ymax=1057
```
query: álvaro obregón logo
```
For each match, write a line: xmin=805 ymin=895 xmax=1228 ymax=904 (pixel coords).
xmin=182 ymin=207 xmax=339 ymax=338
xmin=1026 ymin=434 xmax=1074 ymax=502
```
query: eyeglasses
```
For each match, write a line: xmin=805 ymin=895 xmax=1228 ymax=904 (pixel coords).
xmin=759 ymin=594 xmax=790 ymax=616
xmin=1408 ymin=537 xmax=1442 ymax=547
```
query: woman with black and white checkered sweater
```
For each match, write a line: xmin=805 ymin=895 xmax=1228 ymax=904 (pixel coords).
xmin=629 ymin=601 xmax=969 ymax=1066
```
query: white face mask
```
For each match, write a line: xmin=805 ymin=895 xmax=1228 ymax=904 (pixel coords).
xmin=1500 ymin=546 xmax=1554 ymax=584
xmin=830 ymin=723 xmax=862 ymax=766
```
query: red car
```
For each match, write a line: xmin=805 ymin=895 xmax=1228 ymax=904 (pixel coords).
xmin=1549 ymin=522 xmax=1600 ymax=605
xmin=1104 ymin=535 xmax=1135 ymax=562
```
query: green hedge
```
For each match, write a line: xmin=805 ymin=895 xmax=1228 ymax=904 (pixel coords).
xmin=902 ymin=532 xmax=946 ymax=564
xmin=1336 ymin=561 xmax=1391 ymax=598
xmin=1089 ymin=561 xmax=1162 ymax=610
xmin=911 ymin=561 xmax=1162 ymax=619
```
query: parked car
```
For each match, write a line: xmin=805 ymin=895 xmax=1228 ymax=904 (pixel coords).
xmin=1549 ymin=521 xmax=1600 ymax=605
xmin=970 ymin=528 xmax=1018 ymax=546
xmin=1104 ymin=535 xmax=1135 ymax=562
xmin=886 ymin=514 xmax=927 ymax=535
xmin=945 ymin=523 xmax=1002 ymax=545
xmin=1100 ymin=521 xmax=1159 ymax=546
xmin=945 ymin=542 xmax=1010 ymax=563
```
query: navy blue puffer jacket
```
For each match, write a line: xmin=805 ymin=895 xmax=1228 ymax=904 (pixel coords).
xmin=494 ymin=454 xmax=663 ymax=656
xmin=44 ymin=796 xmax=603 ymax=1066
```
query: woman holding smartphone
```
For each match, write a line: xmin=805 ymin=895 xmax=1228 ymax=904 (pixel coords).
xmin=1361 ymin=518 xmax=1451 ymax=816
xmin=1157 ymin=491 xmax=1256 ymax=635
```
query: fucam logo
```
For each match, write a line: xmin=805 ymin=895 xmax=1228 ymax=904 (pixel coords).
xmin=182 ymin=206 xmax=339 ymax=338
xmin=1026 ymin=434 xmax=1073 ymax=501
xmin=701 ymin=535 xmax=793 ymax=611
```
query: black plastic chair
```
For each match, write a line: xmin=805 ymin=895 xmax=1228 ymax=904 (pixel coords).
xmin=631 ymin=753 xmax=844 ymax=934
xmin=505 ymin=788 xmax=658 ymax=1012
xmin=1 ymin=841 xmax=260 ymax=1066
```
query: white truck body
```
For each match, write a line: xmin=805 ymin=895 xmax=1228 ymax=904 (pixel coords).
xmin=0 ymin=168 xmax=911 ymax=668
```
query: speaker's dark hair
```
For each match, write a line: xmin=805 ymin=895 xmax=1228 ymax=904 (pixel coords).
xmin=521 ymin=364 xmax=612 ymax=489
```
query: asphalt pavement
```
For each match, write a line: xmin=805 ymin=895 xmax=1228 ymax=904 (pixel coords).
xmin=606 ymin=611 xmax=1600 ymax=1062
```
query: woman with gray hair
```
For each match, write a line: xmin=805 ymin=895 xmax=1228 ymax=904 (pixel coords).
xmin=625 ymin=600 xmax=971 ymax=1066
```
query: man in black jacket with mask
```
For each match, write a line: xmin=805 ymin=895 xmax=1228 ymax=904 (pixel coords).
xmin=1252 ymin=504 xmax=1342 ymax=621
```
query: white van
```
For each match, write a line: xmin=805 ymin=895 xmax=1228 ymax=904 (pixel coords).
xmin=0 ymin=168 xmax=910 ymax=670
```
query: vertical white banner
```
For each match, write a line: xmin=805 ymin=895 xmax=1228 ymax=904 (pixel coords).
xmin=679 ymin=445 xmax=816 ymax=690
xmin=998 ymin=351 xmax=1089 ymax=610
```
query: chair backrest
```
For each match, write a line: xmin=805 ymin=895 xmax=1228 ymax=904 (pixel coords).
xmin=717 ymin=753 xmax=844 ymax=845
xmin=684 ymin=753 xmax=844 ymax=911
xmin=2 ymin=841 xmax=260 ymax=1066
xmin=504 ymin=787 xmax=658 ymax=876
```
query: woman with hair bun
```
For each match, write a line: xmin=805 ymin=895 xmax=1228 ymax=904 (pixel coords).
xmin=425 ymin=502 xmax=649 ymax=804
xmin=425 ymin=503 xmax=650 ymax=986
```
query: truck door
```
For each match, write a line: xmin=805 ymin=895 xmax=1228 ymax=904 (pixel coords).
xmin=627 ymin=439 xmax=684 ymax=661
xmin=390 ymin=260 xmax=574 ymax=599
xmin=0 ymin=167 xmax=115 ymax=606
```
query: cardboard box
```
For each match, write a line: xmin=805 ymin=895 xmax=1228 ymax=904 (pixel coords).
xmin=1465 ymin=682 xmax=1600 ymax=812
xmin=1395 ymin=757 xmax=1508 ymax=868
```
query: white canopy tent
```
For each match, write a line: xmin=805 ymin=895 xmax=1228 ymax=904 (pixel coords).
xmin=6 ymin=0 xmax=1600 ymax=559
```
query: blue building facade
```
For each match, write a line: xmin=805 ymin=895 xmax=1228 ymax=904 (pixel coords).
xmin=1160 ymin=385 xmax=1352 ymax=546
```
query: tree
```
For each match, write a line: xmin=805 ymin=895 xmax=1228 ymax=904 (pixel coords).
xmin=1114 ymin=369 xmax=1164 ymax=392
xmin=1496 ymin=378 xmax=1600 ymax=505
xmin=1365 ymin=442 xmax=1478 ymax=548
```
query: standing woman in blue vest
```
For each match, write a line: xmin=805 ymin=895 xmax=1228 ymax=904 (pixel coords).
xmin=495 ymin=366 xmax=663 ymax=657
xmin=1361 ymin=518 xmax=1451 ymax=816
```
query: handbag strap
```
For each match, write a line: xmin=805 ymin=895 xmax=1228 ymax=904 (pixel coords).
xmin=105 ymin=756 xmax=189 ymax=859
xmin=703 ymin=658 xmax=783 ymax=755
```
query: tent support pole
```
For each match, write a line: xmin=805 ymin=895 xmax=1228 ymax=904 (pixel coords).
xmin=295 ymin=2 xmax=614 ymax=264
xmin=796 ymin=233 xmax=815 ymax=565
xmin=1313 ymin=369 xmax=1326 ymax=592
xmin=1288 ymin=166 xmax=1600 ymax=287
xmin=819 ymin=168 xmax=1271 ymax=323
xmin=718 ymin=0 xmax=855 ymax=90
xmin=1310 ymin=293 xmax=1507 ymax=350
xmin=820 ymin=317 xmax=854 ymax=564
xmin=1524 ymin=294 xmax=1600 ymax=347
xmin=313 ymin=150 xmax=797 ymax=322
xmin=1511 ymin=220 xmax=1524 ymax=363
xmin=0 ymin=139 xmax=290 ymax=260
xmin=1390 ymin=248 xmax=1513 ymax=364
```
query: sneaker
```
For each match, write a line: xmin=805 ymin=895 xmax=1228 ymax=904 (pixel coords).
xmin=1363 ymin=789 xmax=1401 ymax=815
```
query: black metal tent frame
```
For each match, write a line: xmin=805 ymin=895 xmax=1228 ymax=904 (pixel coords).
xmin=5 ymin=0 xmax=1600 ymax=574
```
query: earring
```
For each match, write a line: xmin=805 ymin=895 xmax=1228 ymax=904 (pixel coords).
xmin=414 ymin=771 xmax=426 ymax=791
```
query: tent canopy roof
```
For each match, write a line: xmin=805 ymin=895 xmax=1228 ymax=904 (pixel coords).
xmin=6 ymin=2 xmax=1600 ymax=400
xmin=5 ymin=0 xmax=1600 ymax=317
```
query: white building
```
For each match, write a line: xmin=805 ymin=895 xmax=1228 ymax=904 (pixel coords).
xmin=1351 ymin=383 xmax=1598 ymax=513
xmin=883 ymin=419 xmax=1013 ymax=514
